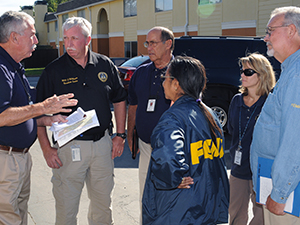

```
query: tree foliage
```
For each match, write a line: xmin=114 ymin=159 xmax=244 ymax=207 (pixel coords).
xmin=46 ymin=0 xmax=70 ymax=12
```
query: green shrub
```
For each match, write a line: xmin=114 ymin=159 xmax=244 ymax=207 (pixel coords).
xmin=25 ymin=68 xmax=44 ymax=77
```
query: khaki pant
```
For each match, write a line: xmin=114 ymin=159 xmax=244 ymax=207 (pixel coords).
xmin=263 ymin=205 xmax=300 ymax=225
xmin=0 ymin=150 xmax=32 ymax=225
xmin=138 ymin=139 xmax=152 ymax=225
xmin=52 ymin=131 xmax=114 ymax=225
xmin=229 ymin=175 xmax=264 ymax=225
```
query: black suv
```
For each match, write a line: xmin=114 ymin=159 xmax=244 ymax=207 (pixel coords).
xmin=173 ymin=36 xmax=281 ymax=130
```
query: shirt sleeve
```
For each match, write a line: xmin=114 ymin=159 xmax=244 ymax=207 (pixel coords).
xmin=0 ymin=66 xmax=13 ymax=113
xmin=36 ymin=69 xmax=54 ymax=103
xmin=108 ymin=63 xmax=127 ymax=103
xmin=227 ymin=95 xmax=237 ymax=136
xmin=128 ymin=69 xmax=138 ymax=105
xmin=150 ymin=112 xmax=189 ymax=190
xmin=271 ymin=73 xmax=300 ymax=204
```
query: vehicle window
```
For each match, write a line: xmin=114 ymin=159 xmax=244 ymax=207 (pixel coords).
xmin=198 ymin=0 xmax=222 ymax=4
xmin=121 ymin=56 xmax=149 ymax=67
xmin=113 ymin=59 xmax=127 ymax=66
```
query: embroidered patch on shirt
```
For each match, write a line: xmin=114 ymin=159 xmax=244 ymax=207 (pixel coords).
xmin=62 ymin=77 xmax=78 ymax=85
xmin=291 ymin=103 xmax=300 ymax=109
xmin=98 ymin=72 xmax=108 ymax=82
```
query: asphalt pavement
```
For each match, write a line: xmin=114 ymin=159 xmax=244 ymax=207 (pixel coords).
xmin=27 ymin=130 xmax=235 ymax=225
xmin=25 ymin=76 xmax=246 ymax=225
xmin=28 ymin=130 xmax=140 ymax=225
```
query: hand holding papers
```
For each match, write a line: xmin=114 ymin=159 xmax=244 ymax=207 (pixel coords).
xmin=50 ymin=107 xmax=86 ymax=132
xmin=50 ymin=107 xmax=100 ymax=147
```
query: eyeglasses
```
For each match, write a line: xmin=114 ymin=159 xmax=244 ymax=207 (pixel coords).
xmin=160 ymin=75 xmax=174 ymax=82
xmin=144 ymin=41 xmax=163 ymax=48
xmin=265 ymin=24 xmax=289 ymax=36
xmin=240 ymin=68 xmax=257 ymax=76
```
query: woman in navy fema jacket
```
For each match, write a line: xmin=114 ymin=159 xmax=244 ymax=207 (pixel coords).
xmin=142 ymin=56 xmax=229 ymax=225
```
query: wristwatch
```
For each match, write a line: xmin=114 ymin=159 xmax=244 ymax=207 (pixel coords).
xmin=116 ymin=133 xmax=127 ymax=139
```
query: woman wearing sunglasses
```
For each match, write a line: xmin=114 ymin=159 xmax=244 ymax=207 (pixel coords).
xmin=228 ymin=53 xmax=276 ymax=225
xmin=142 ymin=56 xmax=229 ymax=225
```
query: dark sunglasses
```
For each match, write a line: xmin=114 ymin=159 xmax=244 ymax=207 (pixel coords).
xmin=240 ymin=68 xmax=257 ymax=76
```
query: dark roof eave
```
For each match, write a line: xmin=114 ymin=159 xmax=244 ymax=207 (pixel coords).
xmin=56 ymin=0 xmax=114 ymax=14
xmin=44 ymin=13 xmax=57 ymax=22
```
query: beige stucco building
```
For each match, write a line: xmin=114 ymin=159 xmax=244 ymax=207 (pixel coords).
xmin=24 ymin=0 xmax=300 ymax=58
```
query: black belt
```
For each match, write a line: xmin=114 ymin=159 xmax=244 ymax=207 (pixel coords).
xmin=74 ymin=131 xmax=105 ymax=142
xmin=0 ymin=145 xmax=29 ymax=153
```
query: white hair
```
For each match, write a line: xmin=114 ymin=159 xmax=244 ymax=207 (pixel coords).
xmin=62 ymin=17 xmax=92 ymax=37
xmin=0 ymin=11 xmax=34 ymax=43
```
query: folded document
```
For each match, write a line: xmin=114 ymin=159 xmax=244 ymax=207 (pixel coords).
xmin=50 ymin=107 xmax=100 ymax=147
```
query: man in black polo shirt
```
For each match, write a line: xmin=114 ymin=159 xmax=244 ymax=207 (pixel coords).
xmin=36 ymin=17 xmax=127 ymax=225
xmin=0 ymin=11 xmax=78 ymax=225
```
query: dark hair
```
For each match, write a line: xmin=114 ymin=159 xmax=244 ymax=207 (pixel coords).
xmin=168 ymin=56 xmax=222 ymax=142
xmin=159 ymin=27 xmax=175 ymax=51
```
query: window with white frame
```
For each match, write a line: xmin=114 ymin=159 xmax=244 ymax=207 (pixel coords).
xmin=77 ymin=9 xmax=85 ymax=18
xmin=124 ymin=0 xmax=137 ymax=17
xmin=155 ymin=0 xmax=173 ymax=12
xmin=55 ymin=21 xmax=58 ymax=31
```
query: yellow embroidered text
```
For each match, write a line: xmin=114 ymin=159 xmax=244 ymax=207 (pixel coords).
xmin=291 ymin=103 xmax=300 ymax=109
xmin=190 ymin=138 xmax=224 ymax=165
xmin=62 ymin=77 xmax=78 ymax=85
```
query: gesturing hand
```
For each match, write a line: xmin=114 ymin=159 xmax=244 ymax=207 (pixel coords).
xmin=42 ymin=93 xmax=78 ymax=115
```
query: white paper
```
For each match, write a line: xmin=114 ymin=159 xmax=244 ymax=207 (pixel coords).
xmin=51 ymin=108 xmax=100 ymax=147
xmin=259 ymin=177 xmax=294 ymax=213
xmin=50 ymin=107 xmax=86 ymax=132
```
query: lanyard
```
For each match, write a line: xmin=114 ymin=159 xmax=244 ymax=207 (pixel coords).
xmin=238 ymin=104 xmax=258 ymax=151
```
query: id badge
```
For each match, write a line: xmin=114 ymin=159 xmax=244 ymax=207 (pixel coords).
xmin=147 ymin=98 xmax=156 ymax=112
xmin=71 ymin=145 xmax=81 ymax=162
xmin=234 ymin=150 xmax=242 ymax=166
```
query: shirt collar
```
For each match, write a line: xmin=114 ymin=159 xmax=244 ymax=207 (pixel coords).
xmin=150 ymin=54 xmax=175 ymax=72
xmin=281 ymin=49 xmax=300 ymax=72
xmin=239 ymin=94 xmax=267 ymax=108
xmin=65 ymin=48 xmax=92 ymax=68
xmin=0 ymin=46 xmax=24 ymax=73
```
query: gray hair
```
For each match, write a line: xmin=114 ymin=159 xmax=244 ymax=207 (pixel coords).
xmin=271 ymin=6 xmax=300 ymax=35
xmin=62 ymin=17 xmax=92 ymax=37
xmin=0 ymin=11 xmax=35 ymax=43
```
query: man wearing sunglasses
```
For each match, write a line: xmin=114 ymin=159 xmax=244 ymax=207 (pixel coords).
xmin=127 ymin=26 xmax=174 ymax=224
xmin=250 ymin=6 xmax=300 ymax=225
